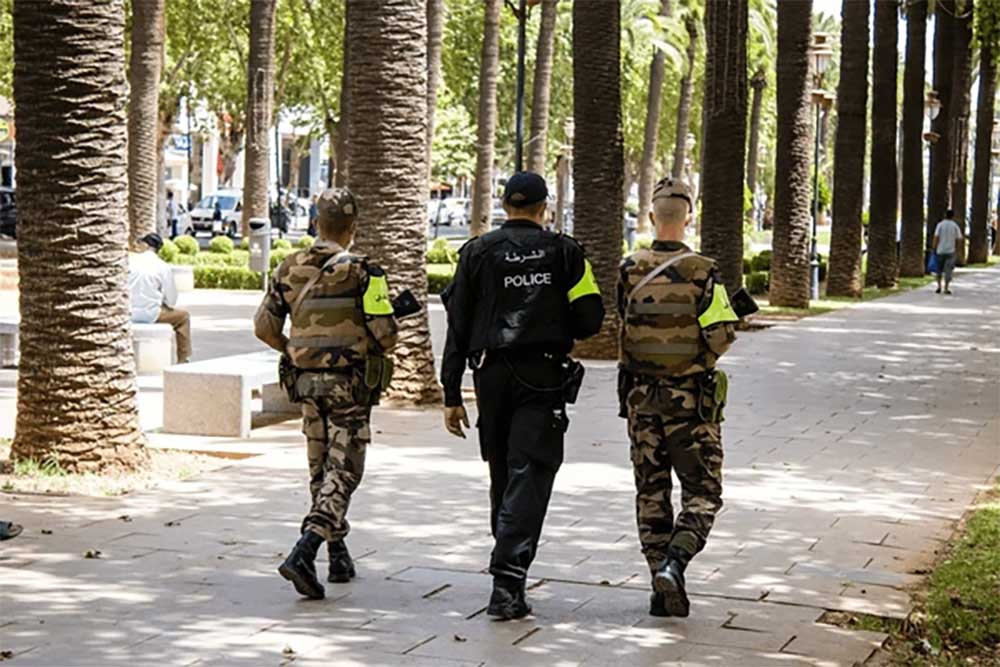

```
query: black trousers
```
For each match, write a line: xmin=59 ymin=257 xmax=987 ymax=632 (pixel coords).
xmin=474 ymin=354 xmax=568 ymax=586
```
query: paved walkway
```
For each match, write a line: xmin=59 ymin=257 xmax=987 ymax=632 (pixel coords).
xmin=2 ymin=268 xmax=999 ymax=666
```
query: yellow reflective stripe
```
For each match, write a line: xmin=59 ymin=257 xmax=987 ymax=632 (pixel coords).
xmin=363 ymin=275 xmax=394 ymax=315
xmin=698 ymin=283 xmax=739 ymax=328
xmin=568 ymin=259 xmax=601 ymax=303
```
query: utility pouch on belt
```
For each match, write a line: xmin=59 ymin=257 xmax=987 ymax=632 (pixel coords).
xmin=279 ymin=354 xmax=303 ymax=403
xmin=617 ymin=369 xmax=635 ymax=419
xmin=360 ymin=355 xmax=394 ymax=405
xmin=562 ymin=358 xmax=585 ymax=405
xmin=698 ymin=370 xmax=729 ymax=423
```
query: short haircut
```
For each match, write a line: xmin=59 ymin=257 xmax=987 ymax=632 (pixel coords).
xmin=945 ymin=208 xmax=954 ymax=218
xmin=316 ymin=209 xmax=355 ymax=239
xmin=652 ymin=196 xmax=689 ymax=227
xmin=503 ymin=200 xmax=547 ymax=218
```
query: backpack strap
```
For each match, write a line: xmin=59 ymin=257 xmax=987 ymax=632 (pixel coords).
xmin=626 ymin=252 xmax=697 ymax=306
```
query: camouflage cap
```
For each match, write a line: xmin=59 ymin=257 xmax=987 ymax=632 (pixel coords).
xmin=651 ymin=177 xmax=693 ymax=211
xmin=317 ymin=188 xmax=358 ymax=221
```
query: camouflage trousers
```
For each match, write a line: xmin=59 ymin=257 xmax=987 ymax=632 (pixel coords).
xmin=625 ymin=378 xmax=724 ymax=572
xmin=300 ymin=395 xmax=371 ymax=543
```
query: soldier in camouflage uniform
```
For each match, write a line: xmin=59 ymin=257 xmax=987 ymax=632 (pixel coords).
xmin=617 ymin=177 xmax=739 ymax=618
xmin=254 ymin=188 xmax=398 ymax=600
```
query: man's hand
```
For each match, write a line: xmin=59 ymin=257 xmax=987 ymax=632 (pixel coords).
xmin=444 ymin=405 xmax=470 ymax=439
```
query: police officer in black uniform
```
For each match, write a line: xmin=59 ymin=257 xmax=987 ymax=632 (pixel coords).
xmin=441 ymin=172 xmax=605 ymax=619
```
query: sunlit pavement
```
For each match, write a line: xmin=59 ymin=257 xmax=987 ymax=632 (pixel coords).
xmin=2 ymin=267 xmax=999 ymax=666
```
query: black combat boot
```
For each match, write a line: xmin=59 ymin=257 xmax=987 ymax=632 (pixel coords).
xmin=649 ymin=591 xmax=668 ymax=617
xmin=652 ymin=559 xmax=689 ymax=617
xmin=327 ymin=539 xmax=356 ymax=583
xmin=487 ymin=579 xmax=532 ymax=620
xmin=278 ymin=531 xmax=325 ymax=600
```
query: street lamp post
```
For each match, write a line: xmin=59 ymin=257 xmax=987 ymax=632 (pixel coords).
xmin=513 ymin=0 xmax=528 ymax=172
xmin=808 ymin=33 xmax=834 ymax=301
xmin=923 ymin=90 xmax=941 ymax=268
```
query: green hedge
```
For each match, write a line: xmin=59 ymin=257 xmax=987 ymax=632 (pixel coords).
xmin=239 ymin=237 xmax=250 ymax=251
xmin=193 ymin=266 xmax=262 ymax=290
xmin=426 ymin=238 xmax=458 ymax=264
xmin=428 ymin=264 xmax=455 ymax=294
xmin=270 ymin=247 xmax=294 ymax=270
xmin=158 ymin=240 xmax=180 ymax=263
xmin=745 ymin=271 xmax=769 ymax=295
xmin=273 ymin=238 xmax=292 ymax=250
xmin=297 ymin=235 xmax=315 ymax=249
xmin=174 ymin=235 xmax=199 ymax=255
xmin=751 ymin=250 xmax=772 ymax=272
xmin=209 ymin=235 xmax=235 ymax=254
xmin=742 ymin=257 xmax=752 ymax=275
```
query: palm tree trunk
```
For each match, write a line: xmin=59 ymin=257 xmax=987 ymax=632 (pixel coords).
xmin=968 ymin=40 xmax=996 ymax=264
xmin=426 ymin=0 xmax=444 ymax=181
xmin=526 ymin=0 xmax=558 ymax=177
xmin=949 ymin=1 xmax=973 ymax=265
xmin=746 ymin=67 xmax=767 ymax=196
xmin=701 ymin=0 xmax=748 ymax=294
xmin=346 ymin=0 xmax=437 ymax=404
xmin=470 ymin=0 xmax=502 ymax=238
xmin=335 ymin=4 xmax=350 ymax=188
xmin=127 ymin=0 xmax=165 ymax=246
xmin=769 ymin=0 xmax=813 ymax=307
xmin=898 ymin=0 xmax=927 ymax=277
xmin=827 ymin=0 xmax=870 ymax=296
xmin=240 ymin=0 xmax=277 ymax=239
xmin=12 ymin=0 xmax=146 ymax=472
xmin=865 ymin=0 xmax=900 ymax=288
xmin=928 ymin=1 xmax=955 ymax=248
xmin=636 ymin=0 xmax=671 ymax=234
xmin=671 ymin=13 xmax=699 ymax=180
xmin=572 ymin=0 xmax=622 ymax=359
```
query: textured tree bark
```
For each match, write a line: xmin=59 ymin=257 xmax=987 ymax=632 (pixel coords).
xmin=426 ymin=0 xmax=444 ymax=181
xmin=948 ymin=1 xmax=973 ymax=265
xmin=927 ymin=1 xmax=955 ymax=247
xmin=526 ymin=0 xmax=558 ymax=177
xmin=827 ymin=0 xmax=870 ymax=296
xmin=335 ymin=4 xmax=350 ymax=188
xmin=898 ymin=0 xmax=927 ymax=277
xmin=12 ymin=0 xmax=146 ymax=472
xmin=346 ymin=0 xmax=438 ymax=404
xmin=968 ymin=40 xmax=996 ymax=265
xmin=470 ymin=0 xmax=502 ymax=238
xmin=636 ymin=0 xmax=671 ymax=234
xmin=572 ymin=0 xmax=623 ymax=359
xmin=127 ymin=0 xmax=165 ymax=246
xmin=671 ymin=14 xmax=699 ymax=180
xmin=865 ymin=0 xmax=899 ymax=288
xmin=746 ymin=67 xmax=767 ymax=197
xmin=240 ymin=0 xmax=277 ymax=239
xmin=769 ymin=0 xmax=813 ymax=307
xmin=700 ymin=0 xmax=747 ymax=294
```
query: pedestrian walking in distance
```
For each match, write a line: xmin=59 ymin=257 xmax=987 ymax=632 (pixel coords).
xmin=933 ymin=209 xmax=964 ymax=295
xmin=254 ymin=188 xmax=399 ymax=600
xmin=441 ymin=171 xmax=604 ymax=620
xmin=617 ymin=177 xmax=740 ymax=617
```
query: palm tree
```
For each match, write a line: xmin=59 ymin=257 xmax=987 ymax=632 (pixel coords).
xmin=636 ymin=0 xmax=672 ymax=233
xmin=127 ymin=0 xmax=165 ymax=245
xmin=526 ymin=0 xmax=559 ymax=177
xmin=928 ymin=1 xmax=955 ymax=247
xmin=700 ymin=0 xmax=748 ymax=294
xmin=769 ymin=0 xmax=812 ymax=307
xmin=671 ymin=13 xmax=699 ymax=179
xmin=572 ymin=0 xmax=622 ymax=358
xmin=346 ymin=0 xmax=438 ymax=403
xmin=898 ymin=0 xmax=927 ymax=277
xmin=240 ymin=0 xmax=277 ymax=239
xmin=865 ymin=0 xmax=899 ymax=288
xmin=335 ymin=3 xmax=350 ymax=188
xmin=12 ymin=0 xmax=146 ymax=471
xmin=746 ymin=66 xmax=767 ymax=197
xmin=949 ymin=1 xmax=974 ymax=265
xmin=827 ymin=0 xmax=870 ymax=296
xmin=426 ymin=0 xmax=444 ymax=180
xmin=968 ymin=34 xmax=997 ymax=264
xmin=470 ymin=0 xmax=502 ymax=238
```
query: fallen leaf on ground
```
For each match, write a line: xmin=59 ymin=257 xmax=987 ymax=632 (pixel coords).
xmin=453 ymin=635 xmax=467 ymax=642
xmin=282 ymin=645 xmax=295 ymax=655
xmin=40 ymin=529 xmax=52 ymax=535
xmin=83 ymin=550 xmax=102 ymax=559
xmin=164 ymin=520 xmax=181 ymax=527
xmin=118 ymin=515 xmax=132 ymax=522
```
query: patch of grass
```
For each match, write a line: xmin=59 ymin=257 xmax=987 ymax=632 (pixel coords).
xmin=758 ymin=303 xmax=839 ymax=318
xmin=755 ymin=275 xmax=937 ymax=321
xmin=967 ymin=255 xmax=1000 ymax=268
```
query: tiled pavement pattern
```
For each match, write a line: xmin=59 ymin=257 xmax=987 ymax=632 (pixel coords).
xmin=2 ymin=268 xmax=999 ymax=666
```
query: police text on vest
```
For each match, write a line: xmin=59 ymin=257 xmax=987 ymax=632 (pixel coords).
xmin=504 ymin=272 xmax=553 ymax=289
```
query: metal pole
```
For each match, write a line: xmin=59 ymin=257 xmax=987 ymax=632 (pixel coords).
xmin=186 ymin=92 xmax=193 ymax=207
xmin=514 ymin=0 xmax=527 ymax=172
xmin=810 ymin=99 xmax=821 ymax=301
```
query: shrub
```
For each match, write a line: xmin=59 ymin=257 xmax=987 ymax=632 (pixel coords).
xmin=297 ymin=235 xmax=315 ymax=249
xmin=239 ymin=237 xmax=250 ymax=251
xmin=174 ymin=235 xmax=199 ymax=256
xmin=193 ymin=266 xmax=262 ymax=290
xmin=742 ymin=257 xmax=752 ymax=275
xmin=158 ymin=239 xmax=180 ymax=263
xmin=818 ymin=253 xmax=828 ymax=282
xmin=193 ymin=250 xmax=249 ymax=267
xmin=427 ymin=264 xmax=456 ymax=294
xmin=751 ymin=250 xmax=772 ymax=272
xmin=426 ymin=238 xmax=458 ymax=264
xmin=634 ymin=237 xmax=652 ymax=250
xmin=745 ymin=271 xmax=769 ymax=295
xmin=273 ymin=238 xmax=292 ymax=250
xmin=270 ymin=247 xmax=294 ymax=270
xmin=208 ymin=235 xmax=234 ymax=254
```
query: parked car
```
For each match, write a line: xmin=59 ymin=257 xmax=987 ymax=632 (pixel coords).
xmin=443 ymin=197 xmax=469 ymax=226
xmin=186 ymin=189 xmax=242 ymax=237
xmin=0 ymin=187 xmax=15 ymax=239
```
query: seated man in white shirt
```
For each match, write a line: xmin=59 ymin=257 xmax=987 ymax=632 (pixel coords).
xmin=128 ymin=233 xmax=192 ymax=363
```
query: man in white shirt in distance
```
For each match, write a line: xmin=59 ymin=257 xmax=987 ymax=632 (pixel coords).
xmin=128 ymin=233 xmax=192 ymax=363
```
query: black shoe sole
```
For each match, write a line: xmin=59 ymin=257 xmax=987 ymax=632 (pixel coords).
xmin=649 ymin=593 xmax=669 ymax=617
xmin=653 ymin=573 xmax=690 ymax=617
xmin=278 ymin=563 xmax=325 ymax=600
xmin=486 ymin=602 xmax=532 ymax=620
xmin=327 ymin=567 xmax=356 ymax=584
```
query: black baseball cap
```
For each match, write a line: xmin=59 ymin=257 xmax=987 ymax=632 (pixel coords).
xmin=141 ymin=233 xmax=163 ymax=251
xmin=502 ymin=172 xmax=548 ymax=207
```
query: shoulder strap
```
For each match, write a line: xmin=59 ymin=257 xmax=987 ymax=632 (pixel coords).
xmin=627 ymin=252 xmax=697 ymax=305
xmin=291 ymin=250 xmax=350 ymax=317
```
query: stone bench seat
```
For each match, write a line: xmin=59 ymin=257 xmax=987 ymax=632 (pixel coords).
xmin=132 ymin=322 xmax=176 ymax=375
xmin=0 ymin=315 xmax=18 ymax=368
xmin=162 ymin=350 xmax=297 ymax=438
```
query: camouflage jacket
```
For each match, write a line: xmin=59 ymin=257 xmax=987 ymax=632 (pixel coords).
xmin=253 ymin=240 xmax=398 ymax=371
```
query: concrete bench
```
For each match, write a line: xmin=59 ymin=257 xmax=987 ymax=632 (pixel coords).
xmin=0 ymin=315 xmax=18 ymax=368
xmin=162 ymin=350 xmax=298 ymax=438
xmin=170 ymin=265 xmax=194 ymax=293
xmin=132 ymin=322 xmax=176 ymax=375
